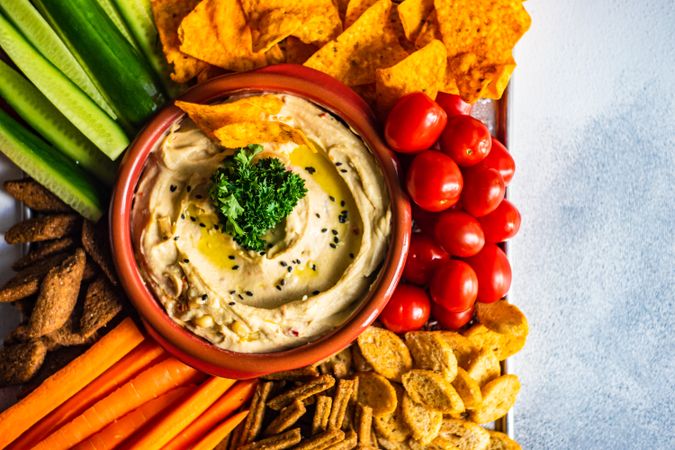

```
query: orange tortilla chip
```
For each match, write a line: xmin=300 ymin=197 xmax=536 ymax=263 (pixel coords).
xmin=213 ymin=122 xmax=308 ymax=149
xmin=335 ymin=0 xmax=350 ymax=22
xmin=344 ymin=0 xmax=378 ymax=27
xmin=375 ymin=39 xmax=447 ymax=113
xmin=284 ymin=37 xmax=319 ymax=64
xmin=175 ymin=95 xmax=284 ymax=136
xmin=414 ymin=10 xmax=442 ymax=49
xmin=151 ymin=0 xmax=208 ymax=83
xmin=397 ymin=0 xmax=434 ymax=42
xmin=241 ymin=0 xmax=341 ymax=52
xmin=304 ymin=0 xmax=408 ymax=86
xmin=434 ymin=0 xmax=530 ymax=102
xmin=178 ymin=0 xmax=269 ymax=72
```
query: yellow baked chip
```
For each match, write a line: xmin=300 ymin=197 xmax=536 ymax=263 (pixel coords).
xmin=464 ymin=324 xmax=506 ymax=360
xmin=434 ymin=0 xmax=530 ymax=102
xmin=305 ymin=0 xmax=409 ymax=86
xmin=401 ymin=392 xmax=442 ymax=444
xmin=175 ymin=95 xmax=284 ymax=136
xmin=404 ymin=330 xmax=457 ymax=380
xmin=475 ymin=300 xmax=528 ymax=337
xmin=373 ymin=384 xmax=411 ymax=442
xmin=344 ymin=0 xmax=379 ymax=27
xmin=437 ymin=331 xmax=478 ymax=368
xmin=375 ymin=39 xmax=446 ymax=113
xmin=357 ymin=326 xmax=412 ymax=381
xmin=436 ymin=419 xmax=490 ymax=450
xmin=451 ymin=367 xmax=482 ymax=410
xmin=356 ymin=371 xmax=398 ymax=417
xmin=214 ymin=121 xmax=307 ymax=149
xmin=401 ymin=369 xmax=464 ymax=414
xmin=465 ymin=348 xmax=500 ymax=387
xmin=397 ymin=0 xmax=434 ymax=42
xmin=413 ymin=10 xmax=441 ymax=49
xmin=241 ymin=0 xmax=341 ymax=52
xmin=179 ymin=0 xmax=269 ymax=72
xmin=151 ymin=0 xmax=208 ymax=83
xmin=470 ymin=374 xmax=520 ymax=424
xmin=487 ymin=430 xmax=522 ymax=450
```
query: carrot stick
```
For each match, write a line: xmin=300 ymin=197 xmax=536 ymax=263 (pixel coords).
xmin=164 ymin=380 xmax=257 ymax=450
xmin=191 ymin=410 xmax=249 ymax=450
xmin=72 ymin=386 xmax=193 ymax=450
xmin=0 ymin=318 xmax=144 ymax=449
xmin=127 ymin=376 xmax=237 ymax=450
xmin=34 ymin=357 xmax=202 ymax=450
xmin=10 ymin=341 xmax=165 ymax=450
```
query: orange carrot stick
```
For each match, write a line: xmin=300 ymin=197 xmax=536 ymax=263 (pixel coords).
xmin=127 ymin=376 xmax=237 ymax=450
xmin=191 ymin=410 xmax=249 ymax=450
xmin=164 ymin=380 xmax=257 ymax=450
xmin=72 ymin=386 xmax=193 ymax=450
xmin=34 ymin=357 xmax=202 ymax=450
xmin=0 ymin=318 xmax=144 ymax=449
xmin=11 ymin=341 xmax=165 ymax=450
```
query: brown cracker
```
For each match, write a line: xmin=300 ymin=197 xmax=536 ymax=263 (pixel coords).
xmin=267 ymin=374 xmax=335 ymax=411
xmin=0 ymin=254 xmax=68 ymax=302
xmin=326 ymin=429 xmax=357 ymax=450
xmin=0 ymin=340 xmax=47 ymax=385
xmin=42 ymin=320 xmax=98 ymax=351
xmin=239 ymin=427 xmax=302 ymax=450
xmin=294 ymin=429 xmax=344 ymax=450
xmin=357 ymin=326 xmax=412 ymax=381
xmin=356 ymin=371 xmax=397 ymax=417
xmin=263 ymin=365 xmax=320 ymax=381
xmin=312 ymin=395 xmax=333 ymax=435
xmin=12 ymin=237 xmax=75 ymax=270
xmin=80 ymin=276 xmax=123 ymax=336
xmin=234 ymin=381 xmax=274 ymax=447
xmin=319 ymin=346 xmax=353 ymax=379
xmin=355 ymin=404 xmax=374 ymax=445
xmin=264 ymin=399 xmax=306 ymax=436
xmin=5 ymin=214 xmax=79 ymax=244
xmin=328 ymin=378 xmax=356 ymax=430
xmin=27 ymin=249 xmax=86 ymax=338
xmin=81 ymin=220 xmax=118 ymax=285
xmin=401 ymin=369 xmax=465 ymax=414
xmin=3 ymin=179 xmax=70 ymax=212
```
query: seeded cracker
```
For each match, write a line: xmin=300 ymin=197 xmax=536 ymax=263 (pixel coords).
xmin=80 ymin=276 xmax=123 ymax=336
xmin=401 ymin=392 xmax=442 ymax=444
xmin=312 ymin=395 xmax=333 ymax=435
xmin=326 ymin=429 xmax=357 ymax=450
xmin=263 ymin=365 xmax=320 ymax=381
xmin=328 ymin=378 xmax=356 ymax=430
xmin=234 ymin=381 xmax=273 ymax=447
xmin=27 ymin=249 xmax=86 ymax=338
xmin=0 ymin=340 xmax=47 ymax=385
xmin=264 ymin=399 xmax=306 ymax=436
xmin=373 ymin=384 xmax=410 ymax=442
xmin=294 ymin=429 xmax=344 ymax=450
xmin=81 ymin=220 xmax=118 ymax=285
xmin=401 ymin=369 xmax=464 ymax=414
xmin=238 ymin=427 xmax=302 ymax=450
xmin=3 ymin=179 xmax=70 ymax=212
xmin=470 ymin=375 xmax=520 ymax=425
xmin=318 ymin=346 xmax=353 ymax=379
xmin=355 ymin=404 xmax=374 ymax=445
xmin=437 ymin=331 xmax=478 ymax=368
xmin=357 ymin=326 xmax=412 ymax=381
xmin=267 ymin=374 xmax=335 ymax=411
xmin=451 ymin=368 xmax=483 ymax=410
xmin=436 ymin=418 xmax=490 ymax=450
xmin=5 ymin=214 xmax=79 ymax=244
xmin=356 ymin=371 xmax=397 ymax=417
xmin=12 ymin=237 xmax=75 ymax=270
xmin=465 ymin=348 xmax=500 ymax=387
xmin=405 ymin=330 xmax=458 ymax=380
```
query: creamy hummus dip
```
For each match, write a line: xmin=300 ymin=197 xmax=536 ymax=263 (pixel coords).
xmin=132 ymin=93 xmax=392 ymax=353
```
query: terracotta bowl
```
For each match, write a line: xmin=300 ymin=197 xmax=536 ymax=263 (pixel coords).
xmin=110 ymin=64 xmax=411 ymax=378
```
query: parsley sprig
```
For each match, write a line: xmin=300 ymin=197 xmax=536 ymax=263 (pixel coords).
xmin=209 ymin=144 xmax=307 ymax=251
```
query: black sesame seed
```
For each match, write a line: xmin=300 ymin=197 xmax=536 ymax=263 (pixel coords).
xmin=305 ymin=166 xmax=316 ymax=174
xmin=280 ymin=279 xmax=286 ymax=286
xmin=229 ymin=290 xmax=236 ymax=295
xmin=229 ymin=301 xmax=236 ymax=306
xmin=276 ymin=285 xmax=282 ymax=291
xmin=202 ymin=294 xmax=208 ymax=300
xmin=214 ymin=224 xmax=219 ymax=231
xmin=232 ymin=265 xmax=240 ymax=270
xmin=340 ymin=200 xmax=345 ymax=207
xmin=199 ymin=222 xmax=206 ymax=228
xmin=349 ymin=253 xmax=355 ymax=259
xmin=170 ymin=184 xmax=177 ymax=192
xmin=195 ymin=194 xmax=203 ymax=199
xmin=321 ymin=228 xmax=327 ymax=233
xmin=228 ymin=255 xmax=235 ymax=260
xmin=332 ymin=229 xmax=338 ymax=235
xmin=287 ymin=266 xmax=293 ymax=273
xmin=246 ymin=291 xmax=253 ymax=297
xmin=340 ymin=169 xmax=348 ymax=173
xmin=259 ymin=251 xmax=266 ymax=256
xmin=280 ymin=261 xmax=288 ymax=267
xmin=333 ymin=236 xmax=339 ymax=244
xmin=174 ymin=236 xmax=179 ymax=241
xmin=186 ymin=185 xmax=192 ymax=192
xmin=312 ymin=290 xmax=320 ymax=295
xmin=329 ymin=195 xmax=335 ymax=202
xmin=335 ymin=162 xmax=343 ymax=166
xmin=181 ymin=214 xmax=185 ymax=220
xmin=238 ymin=294 xmax=244 ymax=299
xmin=190 ymin=216 xmax=196 ymax=222
xmin=312 ymin=264 xmax=317 ymax=271
xmin=330 ymin=243 xmax=337 ymax=249
xmin=341 ymin=210 xmax=348 ymax=214
xmin=315 ymin=213 xmax=321 ymax=218
xmin=183 ymin=258 xmax=190 ymax=263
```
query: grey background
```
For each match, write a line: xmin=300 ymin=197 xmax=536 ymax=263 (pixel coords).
xmin=1 ymin=0 xmax=674 ymax=448
xmin=508 ymin=0 xmax=675 ymax=448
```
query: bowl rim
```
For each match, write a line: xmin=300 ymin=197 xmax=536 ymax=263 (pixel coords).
xmin=110 ymin=64 xmax=411 ymax=378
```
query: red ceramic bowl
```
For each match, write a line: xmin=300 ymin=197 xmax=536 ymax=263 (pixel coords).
xmin=110 ymin=65 xmax=411 ymax=378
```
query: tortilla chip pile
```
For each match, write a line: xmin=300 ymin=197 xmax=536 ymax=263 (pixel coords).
xmin=0 ymin=179 xmax=126 ymax=386
xmin=151 ymin=0 xmax=530 ymax=111
xmin=226 ymin=300 xmax=527 ymax=449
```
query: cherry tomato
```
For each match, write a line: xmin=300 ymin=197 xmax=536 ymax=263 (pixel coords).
xmin=435 ymin=93 xmax=472 ymax=116
xmin=439 ymin=115 xmax=492 ymax=167
xmin=464 ymin=244 xmax=511 ymax=303
xmin=380 ymin=284 xmax=431 ymax=333
xmin=429 ymin=260 xmax=478 ymax=312
xmin=479 ymin=137 xmax=515 ymax=185
xmin=432 ymin=303 xmax=474 ymax=330
xmin=406 ymin=151 xmax=463 ymax=212
xmin=433 ymin=211 xmax=485 ymax=257
xmin=478 ymin=200 xmax=521 ymax=243
xmin=404 ymin=234 xmax=449 ymax=285
xmin=384 ymin=93 xmax=447 ymax=153
xmin=461 ymin=167 xmax=505 ymax=217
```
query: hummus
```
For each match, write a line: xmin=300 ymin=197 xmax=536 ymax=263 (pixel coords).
xmin=132 ymin=93 xmax=391 ymax=353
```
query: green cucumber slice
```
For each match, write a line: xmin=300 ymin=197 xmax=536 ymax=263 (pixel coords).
xmin=0 ymin=60 xmax=116 ymax=186
xmin=34 ymin=0 xmax=166 ymax=129
xmin=0 ymin=13 xmax=129 ymax=160
xmin=112 ymin=0 xmax=179 ymax=96
xmin=94 ymin=0 xmax=140 ymax=51
xmin=0 ymin=0 xmax=117 ymax=119
xmin=0 ymin=108 xmax=104 ymax=221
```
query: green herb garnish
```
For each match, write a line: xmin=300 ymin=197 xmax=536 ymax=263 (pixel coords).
xmin=209 ymin=144 xmax=307 ymax=251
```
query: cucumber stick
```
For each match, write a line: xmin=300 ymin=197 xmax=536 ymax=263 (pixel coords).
xmin=94 ymin=0 xmax=140 ymax=51
xmin=0 ymin=60 xmax=116 ymax=186
xmin=34 ymin=0 xmax=166 ymax=129
xmin=0 ymin=14 xmax=129 ymax=160
xmin=0 ymin=0 xmax=117 ymax=119
xmin=0 ymin=108 xmax=104 ymax=221
xmin=112 ymin=0 xmax=178 ymax=96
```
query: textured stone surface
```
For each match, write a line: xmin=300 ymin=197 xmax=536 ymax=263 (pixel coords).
xmin=509 ymin=1 xmax=675 ymax=448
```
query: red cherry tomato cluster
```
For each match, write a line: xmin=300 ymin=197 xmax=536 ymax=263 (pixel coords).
xmin=379 ymin=92 xmax=521 ymax=333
